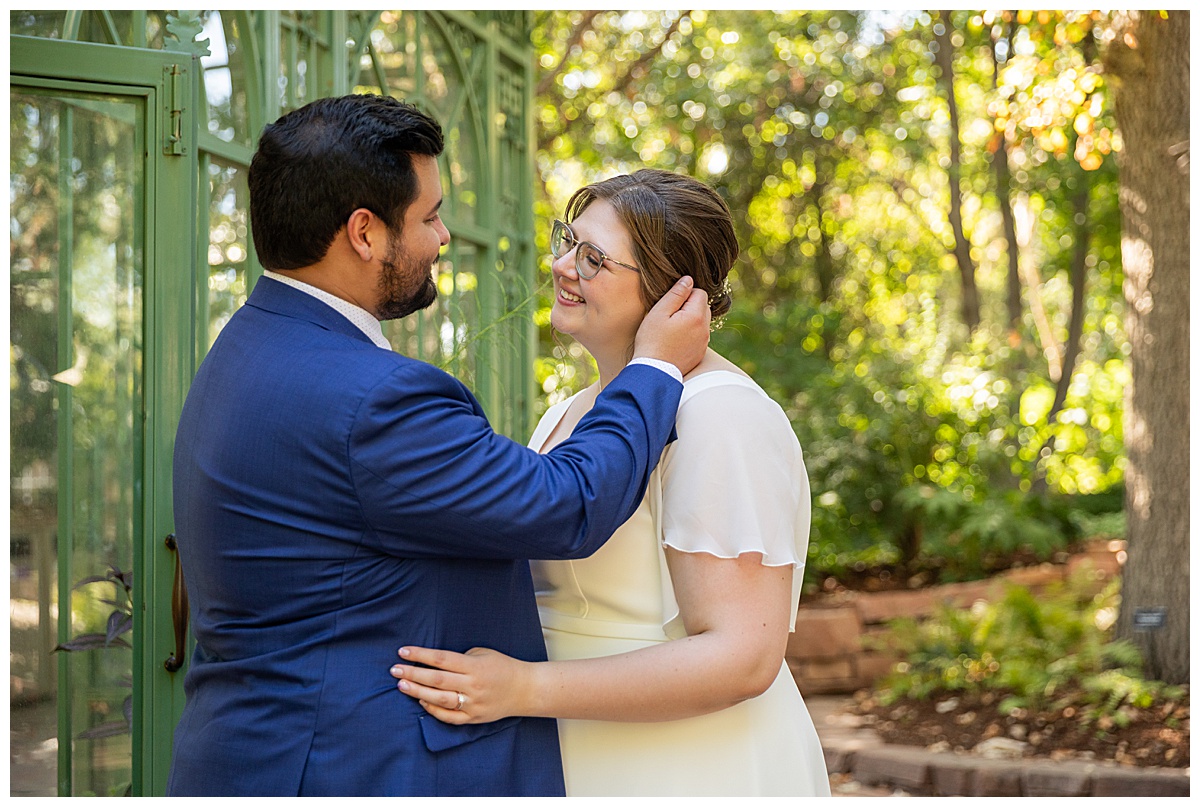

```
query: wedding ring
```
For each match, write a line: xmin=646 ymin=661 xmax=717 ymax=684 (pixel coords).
xmin=453 ymin=692 xmax=465 ymax=710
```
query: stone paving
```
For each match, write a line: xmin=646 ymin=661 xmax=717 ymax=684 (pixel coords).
xmin=14 ymin=693 xmax=1189 ymax=797
xmin=809 ymin=694 xmax=1191 ymax=798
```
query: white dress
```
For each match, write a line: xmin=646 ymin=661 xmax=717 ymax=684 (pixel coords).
xmin=529 ymin=370 xmax=831 ymax=797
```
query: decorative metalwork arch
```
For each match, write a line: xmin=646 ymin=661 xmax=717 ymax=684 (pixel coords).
xmin=12 ymin=9 xmax=535 ymax=431
xmin=350 ymin=11 xmax=538 ymax=434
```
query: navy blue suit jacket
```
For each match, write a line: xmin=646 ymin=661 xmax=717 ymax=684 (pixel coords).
xmin=166 ymin=277 xmax=681 ymax=796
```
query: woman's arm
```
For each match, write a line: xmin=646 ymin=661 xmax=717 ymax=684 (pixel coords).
xmin=390 ymin=549 xmax=793 ymax=724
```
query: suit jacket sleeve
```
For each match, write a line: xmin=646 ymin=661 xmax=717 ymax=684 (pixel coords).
xmin=350 ymin=361 xmax=680 ymax=560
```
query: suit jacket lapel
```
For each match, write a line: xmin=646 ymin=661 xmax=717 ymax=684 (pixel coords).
xmin=247 ymin=275 xmax=379 ymax=347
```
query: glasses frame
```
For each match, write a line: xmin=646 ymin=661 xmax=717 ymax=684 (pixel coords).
xmin=550 ymin=219 xmax=640 ymax=279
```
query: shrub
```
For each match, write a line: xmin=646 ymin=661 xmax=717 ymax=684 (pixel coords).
xmin=893 ymin=485 xmax=1080 ymax=581
xmin=710 ymin=292 xmax=1126 ymax=591
xmin=874 ymin=572 xmax=1185 ymax=726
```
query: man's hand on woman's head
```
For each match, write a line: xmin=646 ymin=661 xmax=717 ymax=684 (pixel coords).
xmin=632 ymin=276 xmax=711 ymax=377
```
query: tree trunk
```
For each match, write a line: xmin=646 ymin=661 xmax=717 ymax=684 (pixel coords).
xmin=1050 ymin=30 xmax=1098 ymax=423
xmin=1107 ymin=11 xmax=1190 ymax=685
xmin=1013 ymin=195 xmax=1063 ymax=379
xmin=933 ymin=10 xmax=981 ymax=331
xmin=811 ymin=178 xmax=837 ymax=360
xmin=1031 ymin=171 xmax=1090 ymax=494
xmin=1051 ymin=177 xmax=1090 ymax=419
xmin=990 ymin=16 xmax=1023 ymax=337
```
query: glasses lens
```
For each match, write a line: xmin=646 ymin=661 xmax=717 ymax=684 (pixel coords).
xmin=550 ymin=220 xmax=569 ymax=258
xmin=575 ymin=242 xmax=605 ymax=279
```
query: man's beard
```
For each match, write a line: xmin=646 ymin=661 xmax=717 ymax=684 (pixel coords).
xmin=376 ymin=239 xmax=438 ymax=321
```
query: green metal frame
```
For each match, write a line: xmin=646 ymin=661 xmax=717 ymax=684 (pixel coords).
xmin=12 ymin=11 xmax=537 ymax=432
xmin=351 ymin=10 xmax=538 ymax=436
xmin=10 ymin=9 xmax=537 ymax=796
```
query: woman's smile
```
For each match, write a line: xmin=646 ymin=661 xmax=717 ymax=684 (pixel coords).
xmin=548 ymin=199 xmax=649 ymax=375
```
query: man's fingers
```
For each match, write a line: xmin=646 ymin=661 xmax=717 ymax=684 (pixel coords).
xmin=630 ymin=274 xmax=710 ymax=374
xmin=676 ymin=288 xmax=710 ymax=317
xmin=666 ymin=275 xmax=695 ymax=297
xmin=650 ymin=276 xmax=695 ymax=316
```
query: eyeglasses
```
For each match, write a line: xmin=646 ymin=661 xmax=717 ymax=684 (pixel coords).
xmin=550 ymin=219 xmax=640 ymax=280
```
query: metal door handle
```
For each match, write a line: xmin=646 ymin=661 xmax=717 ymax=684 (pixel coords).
xmin=164 ymin=534 xmax=190 ymax=673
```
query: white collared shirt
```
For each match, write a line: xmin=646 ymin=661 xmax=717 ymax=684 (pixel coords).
xmin=627 ymin=357 xmax=682 ymax=384
xmin=263 ymin=270 xmax=391 ymax=350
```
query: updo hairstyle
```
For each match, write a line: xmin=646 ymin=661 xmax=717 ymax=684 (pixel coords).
xmin=563 ymin=169 xmax=737 ymax=318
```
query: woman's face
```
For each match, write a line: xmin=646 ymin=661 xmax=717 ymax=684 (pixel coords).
xmin=550 ymin=199 xmax=647 ymax=358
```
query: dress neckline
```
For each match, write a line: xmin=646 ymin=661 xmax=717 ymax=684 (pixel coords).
xmin=531 ymin=369 xmax=754 ymax=454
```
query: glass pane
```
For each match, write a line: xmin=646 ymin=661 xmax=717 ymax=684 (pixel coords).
xmin=424 ymin=16 xmax=483 ymax=231
xmin=364 ymin=12 xmax=487 ymax=378
xmin=143 ymin=11 xmax=169 ymax=50
xmin=8 ymin=10 xmax=167 ymax=48
xmin=205 ymin=158 xmax=251 ymax=345
xmin=361 ymin=12 xmax=483 ymax=229
xmin=201 ymin=11 xmax=251 ymax=145
xmin=279 ymin=11 xmax=324 ymax=113
xmin=384 ymin=242 xmax=480 ymax=379
xmin=10 ymin=89 xmax=142 ymax=797
xmin=9 ymin=9 xmax=66 ymax=38
xmin=9 ymin=89 xmax=63 ymax=798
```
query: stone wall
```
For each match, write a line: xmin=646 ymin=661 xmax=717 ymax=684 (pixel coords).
xmin=788 ymin=539 xmax=1125 ymax=695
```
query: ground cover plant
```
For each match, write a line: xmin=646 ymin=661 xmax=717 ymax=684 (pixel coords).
xmin=852 ymin=571 xmax=1188 ymax=767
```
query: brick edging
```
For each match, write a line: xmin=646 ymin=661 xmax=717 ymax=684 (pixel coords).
xmin=824 ymin=741 xmax=1190 ymax=797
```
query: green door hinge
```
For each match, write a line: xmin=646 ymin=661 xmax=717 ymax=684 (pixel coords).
xmin=162 ymin=64 xmax=188 ymax=156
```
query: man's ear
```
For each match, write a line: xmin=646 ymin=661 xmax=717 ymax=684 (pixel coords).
xmin=345 ymin=208 xmax=383 ymax=262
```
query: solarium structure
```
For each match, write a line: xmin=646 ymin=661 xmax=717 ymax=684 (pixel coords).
xmin=10 ymin=10 xmax=538 ymax=795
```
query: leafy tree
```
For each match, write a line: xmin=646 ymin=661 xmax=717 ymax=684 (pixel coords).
xmin=530 ymin=10 xmax=1134 ymax=588
xmin=933 ymin=10 xmax=981 ymax=330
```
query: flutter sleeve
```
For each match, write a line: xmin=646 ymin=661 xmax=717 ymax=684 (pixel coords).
xmin=657 ymin=374 xmax=812 ymax=632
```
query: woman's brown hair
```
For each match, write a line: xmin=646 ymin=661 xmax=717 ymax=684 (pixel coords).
xmin=564 ymin=169 xmax=737 ymax=318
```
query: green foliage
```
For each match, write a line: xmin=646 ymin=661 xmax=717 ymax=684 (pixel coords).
xmin=532 ymin=11 xmax=1129 ymax=581
xmin=53 ymin=566 xmax=134 ymax=741
xmin=723 ymin=303 xmax=1100 ymax=584
xmin=894 ymin=485 xmax=1079 ymax=580
xmin=1074 ymin=509 xmax=1126 ymax=541
xmin=876 ymin=574 xmax=1184 ymax=726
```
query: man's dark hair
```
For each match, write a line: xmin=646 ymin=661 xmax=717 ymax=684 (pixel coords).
xmin=248 ymin=94 xmax=444 ymax=270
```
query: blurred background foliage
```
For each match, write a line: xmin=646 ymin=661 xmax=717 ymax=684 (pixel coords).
xmin=874 ymin=571 xmax=1186 ymax=721
xmin=528 ymin=10 xmax=1131 ymax=588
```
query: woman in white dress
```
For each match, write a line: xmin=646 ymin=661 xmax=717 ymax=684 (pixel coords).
xmin=390 ymin=169 xmax=830 ymax=797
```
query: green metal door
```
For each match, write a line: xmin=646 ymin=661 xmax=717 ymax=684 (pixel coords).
xmin=9 ymin=36 xmax=197 ymax=796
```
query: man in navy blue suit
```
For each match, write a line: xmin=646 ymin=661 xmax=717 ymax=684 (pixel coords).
xmin=166 ymin=94 xmax=709 ymax=796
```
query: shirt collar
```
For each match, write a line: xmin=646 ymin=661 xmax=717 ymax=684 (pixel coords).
xmin=262 ymin=270 xmax=391 ymax=350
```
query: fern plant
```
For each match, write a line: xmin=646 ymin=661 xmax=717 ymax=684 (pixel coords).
xmin=874 ymin=571 xmax=1184 ymax=725
xmin=892 ymin=485 xmax=1079 ymax=581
